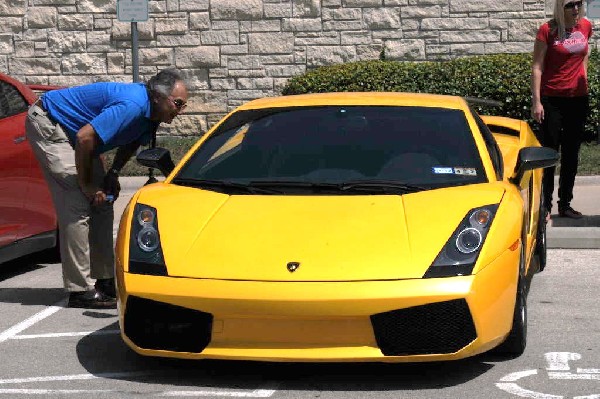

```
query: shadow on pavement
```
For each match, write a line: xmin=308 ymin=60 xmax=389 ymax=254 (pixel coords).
xmin=0 ymin=249 xmax=60 ymax=283
xmin=76 ymin=323 xmax=495 ymax=392
xmin=551 ymin=214 xmax=600 ymax=227
xmin=0 ymin=287 xmax=65 ymax=306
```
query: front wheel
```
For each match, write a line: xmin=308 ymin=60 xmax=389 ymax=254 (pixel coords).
xmin=494 ymin=281 xmax=527 ymax=357
xmin=535 ymin=207 xmax=547 ymax=272
xmin=492 ymin=240 xmax=527 ymax=357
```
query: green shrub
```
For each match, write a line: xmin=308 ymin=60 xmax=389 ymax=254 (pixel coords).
xmin=282 ymin=51 xmax=600 ymax=139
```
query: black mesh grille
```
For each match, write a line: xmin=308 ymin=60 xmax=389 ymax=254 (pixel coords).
xmin=370 ymin=299 xmax=477 ymax=356
xmin=124 ymin=296 xmax=213 ymax=353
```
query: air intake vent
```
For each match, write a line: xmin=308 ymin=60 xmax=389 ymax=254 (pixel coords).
xmin=370 ymin=299 xmax=477 ymax=356
xmin=124 ymin=296 xmax=213 ymax=353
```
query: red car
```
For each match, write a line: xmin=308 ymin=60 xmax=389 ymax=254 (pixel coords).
xmin=0 ymin=72 xmax=61 ymax=263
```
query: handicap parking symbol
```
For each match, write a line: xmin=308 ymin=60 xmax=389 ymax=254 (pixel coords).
xmin=497 ymin=352 xmax=600 ymax=398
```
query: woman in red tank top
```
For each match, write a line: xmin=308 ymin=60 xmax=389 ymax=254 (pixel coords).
xmin=531 ymin=0 xmax=592 ymax=220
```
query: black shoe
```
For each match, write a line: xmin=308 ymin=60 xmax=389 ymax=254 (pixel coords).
xmin=95 ymin=278 xmax=116 ymax=298
xmin=558 ymin=205 xmax=583 ymax=219
xmin=67 ymin=290 xmax=116 ymax=309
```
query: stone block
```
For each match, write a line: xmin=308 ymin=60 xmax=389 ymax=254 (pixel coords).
xmin=10 ymin=57 xmax=60 ymax=74
xmin=249 ymin=32 xmax=294 ymax=54
xmin=48 ymin=31 xmax=87 ymax=52
xmin=139 ymin=48 xmax=174 ymax=65
xmin=364 ymin=8 xmax=401 ymax=29
xmin=175 ymin=46 xmax=221 ymax=68
xmin=58 ymin=14 xmax=93 ymax=30
xmin=306 ymin=45 xmax=357 ymax=67
xmin=0 ymin=0 xmax=27 ymax=15
xmin=293 ymin=0 xmax=321 ymax=17
xmin=384 ymin=39 xmax=426 ymax=61
xmin=211 ymin=0 xmax=263 ymax=20
xmin=61 ymin=53 xmax=107 ymax=74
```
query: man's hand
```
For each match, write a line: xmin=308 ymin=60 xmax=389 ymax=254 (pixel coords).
xmin=81 ymin=186 xmax=107 ymax=206
xmin=102 ymin=169 xmax=121 ymax=201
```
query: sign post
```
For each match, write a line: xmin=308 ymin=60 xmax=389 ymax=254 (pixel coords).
xmin=117 ymin=0 xmax=149 ymax=83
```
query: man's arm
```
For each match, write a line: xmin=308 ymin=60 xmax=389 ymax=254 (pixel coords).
xmin=102 ymin=140 xmax=144 ymax=201
xmin=75 ymin=123 xmax=101 ymax=199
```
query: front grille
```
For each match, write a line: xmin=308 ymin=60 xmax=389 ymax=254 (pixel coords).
xmin=124 ymin=296 xmax=213 ymax=353
xmin=370 ymin=299 xmax=477 ymax=356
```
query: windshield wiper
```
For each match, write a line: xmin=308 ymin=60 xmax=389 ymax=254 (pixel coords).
xmin=339 ymin=180 xmax=427 ymax=194
xmin=171 ymin=178 xmax=282 ymax=194
xmin=248 ymin=180 xmax=426 ymax=194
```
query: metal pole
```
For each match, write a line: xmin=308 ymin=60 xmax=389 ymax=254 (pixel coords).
xmin=131 ymin=20 xmax=155 ymax=183
xmin=131 ymin=21 xmax=139 ymax=82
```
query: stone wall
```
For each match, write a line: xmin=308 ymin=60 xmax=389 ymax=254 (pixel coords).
xmin=0 ymin=0 xmax=589 ymax=136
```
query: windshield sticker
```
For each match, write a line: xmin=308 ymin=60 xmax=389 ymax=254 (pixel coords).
xmin=454 ymin=167 xmax=477 ymax=176
xmin=432 ymin=167 xmax=454 ymax=174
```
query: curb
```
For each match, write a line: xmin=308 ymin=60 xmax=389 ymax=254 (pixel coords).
xmin=547 ymin=227 xmax=600 ymax=249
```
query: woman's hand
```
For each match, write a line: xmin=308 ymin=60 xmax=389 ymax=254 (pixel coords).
xmin=531 ymin=101 xmax=544 ymax=124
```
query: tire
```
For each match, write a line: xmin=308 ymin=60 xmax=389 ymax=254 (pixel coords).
xmin=492 ymin=241 xmax=527 ymax=357
xmin=535 ymin=182 xmax=548 ymax=272
xmin=535 ymin=209 xmax=547 ymax=272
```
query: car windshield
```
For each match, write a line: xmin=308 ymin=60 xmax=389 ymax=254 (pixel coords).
xmin=174 ymin=105 xmax=487 ymax=195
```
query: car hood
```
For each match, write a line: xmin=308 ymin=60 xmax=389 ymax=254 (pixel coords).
xmin=133 ymin=183 xmax=505 ymax=281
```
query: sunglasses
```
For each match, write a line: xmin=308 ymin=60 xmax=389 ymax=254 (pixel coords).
xmin=564 ymin=1 xmax=582 ymax=9
xmin=168 ymin=96 xmax=187 ymax=110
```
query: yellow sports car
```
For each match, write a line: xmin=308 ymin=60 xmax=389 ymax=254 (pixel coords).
xmin=115 ymin=92 xmax=558 ymax=362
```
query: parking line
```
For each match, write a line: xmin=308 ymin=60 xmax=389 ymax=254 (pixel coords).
xmin=10 ymin=330 xmax=120 ymax=340
xmin=0 ymin=372 xmax=278 ymax=397
xmin=0 ymin=300 xmax=65 ymax=343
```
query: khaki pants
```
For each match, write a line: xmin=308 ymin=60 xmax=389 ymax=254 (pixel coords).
xmin=25 ymin=102 xmax=114 ymax=293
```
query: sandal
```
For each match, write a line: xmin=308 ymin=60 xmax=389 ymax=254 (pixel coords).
xmin=558 ymin=206 xmax=583 ymax=219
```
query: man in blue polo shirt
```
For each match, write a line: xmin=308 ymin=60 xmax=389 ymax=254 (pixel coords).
xmin=25 ymin=68 xmax=188 ymax=309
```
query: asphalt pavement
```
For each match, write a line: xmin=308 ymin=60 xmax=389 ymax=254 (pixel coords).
xmin=116 ymin=175 xmax=600 ymax=249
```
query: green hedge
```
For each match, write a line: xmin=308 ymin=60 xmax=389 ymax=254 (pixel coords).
xmin=282 ymin=51 xmax=600 ymax=139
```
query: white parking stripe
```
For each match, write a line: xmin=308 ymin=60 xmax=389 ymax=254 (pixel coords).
xmin=11 ymin=330 xmax=120 ymax=340
xmin=0 ymin=300 xmax=65 ymax=343
xmin=0 ymin=372 xmax=277 ymax=397
xmin=495 ymin=383 xmax=562 ymax=399
xmin=499 ymin=369 xmax=538 ymax=382
xmin=0 ymin=388 xmax=277 ymax=397
xmin=0 ymin=389 xmax=116 ymax=395
xmin=0 ymin=371 xmax=154 ymax=384
xmin=160 ymin=387 xmax=277 ymax=397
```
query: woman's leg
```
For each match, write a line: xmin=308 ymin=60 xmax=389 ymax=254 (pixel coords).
xmin=557 ymin=96 xmax=588 ymax=216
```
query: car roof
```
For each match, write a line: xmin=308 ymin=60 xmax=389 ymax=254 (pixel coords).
xmin=235 ymin=92 xmax=470 ymax=112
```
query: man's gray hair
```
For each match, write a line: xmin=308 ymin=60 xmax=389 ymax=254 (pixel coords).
xmin=147 ymin=68 xmax=184 ymax=97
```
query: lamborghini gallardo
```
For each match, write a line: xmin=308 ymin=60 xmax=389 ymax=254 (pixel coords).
xmin=115 ymin=92 xmax=558 ymax=362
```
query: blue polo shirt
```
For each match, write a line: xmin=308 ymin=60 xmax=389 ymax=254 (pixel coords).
xmin=42 ymin=82 xmax=157 ymax=154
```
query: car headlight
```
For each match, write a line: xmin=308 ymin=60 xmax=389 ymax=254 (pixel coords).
xmin=129 ymin=203 xmax=167 ymax=276
xmin=423 ymin=204 xmax=498 ymax=278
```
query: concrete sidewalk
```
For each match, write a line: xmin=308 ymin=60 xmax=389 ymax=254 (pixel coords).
xmin=115 ymin=175 xmax=600 ymax=249
xmin=547 ymin=175 xmax=600 ymax=249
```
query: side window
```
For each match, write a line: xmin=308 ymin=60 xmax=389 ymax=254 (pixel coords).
xmin=471 ymin=108 xmax=504 ymax=181
xmin=0 ymin=81 xmax=29 ymax=119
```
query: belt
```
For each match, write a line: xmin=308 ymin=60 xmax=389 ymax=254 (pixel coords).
xmin=34 ymin=97 xmax=48 ymax=113
xmin=33 ymin=97 xmax=60 ymax=126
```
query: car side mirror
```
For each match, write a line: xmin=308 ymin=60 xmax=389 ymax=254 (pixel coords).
xmin=136 ymin=147 xmax=175 ymax=177
xmin=510 ymin=146 xmax=559 ymax=185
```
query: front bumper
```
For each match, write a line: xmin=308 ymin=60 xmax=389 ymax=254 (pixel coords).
xmin=117 ymin=246 xmax=519 ymax=362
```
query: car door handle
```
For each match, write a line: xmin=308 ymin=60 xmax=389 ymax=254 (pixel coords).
xmin=13 ymin=136 xmax=26 ymax=144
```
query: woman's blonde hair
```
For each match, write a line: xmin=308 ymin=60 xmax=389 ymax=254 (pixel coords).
xmin=552 ymin=0 xmax=567 ymax=40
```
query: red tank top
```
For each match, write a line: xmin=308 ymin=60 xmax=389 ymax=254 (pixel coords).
xmin=536 ymin=18 xmax=592 ymax=97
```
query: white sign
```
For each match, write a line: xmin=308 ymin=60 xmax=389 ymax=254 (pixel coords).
xmin=587 ymin=0 xmax=600 ymax=19
xmin=117 ymin=0 xmax=149 ymax=22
